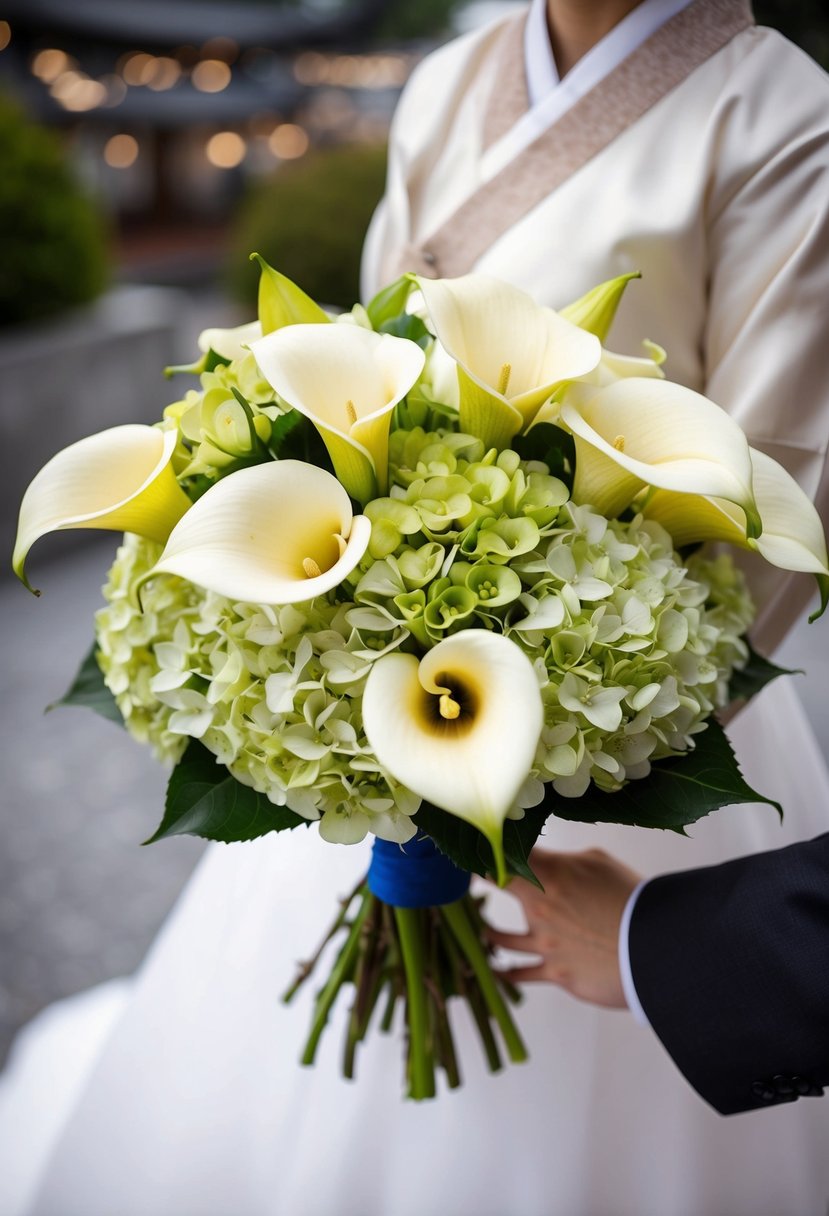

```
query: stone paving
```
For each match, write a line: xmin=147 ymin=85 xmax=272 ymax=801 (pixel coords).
xmin=0 ymin=538 xmax=205 ymax=1064
xmin=0 ymin=290 xmax=239 ymax=1065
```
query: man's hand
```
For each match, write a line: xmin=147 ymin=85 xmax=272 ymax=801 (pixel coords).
xmin=489 ymin=848 xmax=641 ymax=1009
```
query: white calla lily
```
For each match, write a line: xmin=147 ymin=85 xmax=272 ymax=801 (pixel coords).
xmin=197 ymin=320 xmax=262 ymax=363
xmin=642 ymin=448 xmax=829 ymax=619
xmin=14 ymin=425 xmax=190 ymax=594
xmin=147 ymin=459 xmax=371 ymax=604
xmin=251 ymin=324 xmax=425 ymax=502
xmin=361 ymin=630 xmax=544 ymax=884
xmin=562 ymin=378 xmax=761 ymax=535
xmin=417 ymin=274 xmax=601 ymax=449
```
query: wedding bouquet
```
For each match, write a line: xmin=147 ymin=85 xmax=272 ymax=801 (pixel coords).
xmin=15 ymin=259 xmax=829 ymax=1099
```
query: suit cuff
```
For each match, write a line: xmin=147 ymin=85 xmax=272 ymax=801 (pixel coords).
xmin=618 ymin=878 xmax=650 ymax=1026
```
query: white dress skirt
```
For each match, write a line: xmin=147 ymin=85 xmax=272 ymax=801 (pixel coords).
xmin=4 ymin=8 xmax=829 ymax=1215
xmin=3 ymin=681 xmax=829 ymax=1216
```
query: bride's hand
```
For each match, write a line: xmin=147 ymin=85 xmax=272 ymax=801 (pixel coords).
xmin=488 ymin=848 xmax=641 ymax=1009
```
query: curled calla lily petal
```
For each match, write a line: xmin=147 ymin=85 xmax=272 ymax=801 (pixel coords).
xmin=642 ymin=448 xmax=829 ymax=619
xmin=559 ymin=271 xmax=641 ymax=341
xmin=533 ymin=342 xmax=665 ymax=426
xmin=14 ymin=425 xmax=190 ymax=594
xmin=197 ymin=320 xmax=262 ymax=363
xmin=251 ymin=323 xmax=425 ymax=502
xmin=361 ymin=630 xmax=544 ymax=884
xmin=417 ymin=274 xmax=601 ymax=448
xmin=561 ymin=378 xmax=761 ymax=535
xmin=147 ymin=459 xmax=371 ymax=604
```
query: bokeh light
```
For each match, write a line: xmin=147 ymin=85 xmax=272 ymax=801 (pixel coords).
xmin=205 ymin=131 xmax=246 ymax=168
xmin=145 ymin=57 xmax=181 ymax=91
xmin=31 ymin=48 xmax=71 ymax=82
xmin=0 ymin=21 xmax=11 ymax=52
xmin=104 ymin=134 xmax=139 ymax=168
xmin=192 ymin=60 xmax=232 ymax=94
xmin=268 ymin=123 xmax=309 ymax=160
xmin=120 ymin=52 xmax=155 ymax=86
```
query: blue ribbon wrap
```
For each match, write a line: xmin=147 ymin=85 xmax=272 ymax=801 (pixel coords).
xmin=367 ymin=831 xmax=471 ymax=908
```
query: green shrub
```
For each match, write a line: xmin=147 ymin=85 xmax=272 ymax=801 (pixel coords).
xmin=228 ymin=142 xmax=387 ymax=311
xmin=0 ymin=95 xmax=109 ymax=327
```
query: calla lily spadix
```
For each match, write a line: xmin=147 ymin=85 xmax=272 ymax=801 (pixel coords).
xmin=641 ymin=448 xmax=829 ymax=620
xmin=561 ymin=378 xmax=762 ymax=537
xmin=361 ymin=630 xmax=544 ymax=886
xmin=146 ymin=459 xmax=371 ymax=605
xmin=13 ymin=425 xmax=190 ymax=595
xmin=251 ymin=323 xmax=425 ymax=503
xmin=417 ymin=274 xmax=601 ymax=450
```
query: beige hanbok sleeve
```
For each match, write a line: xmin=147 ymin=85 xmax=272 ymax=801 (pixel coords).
xmin=703 ymin=34 xmax=829 ymax=653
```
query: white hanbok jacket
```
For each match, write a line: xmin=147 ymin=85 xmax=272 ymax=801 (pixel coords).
xmin=363 ymin=0 xmax=829 ymax=653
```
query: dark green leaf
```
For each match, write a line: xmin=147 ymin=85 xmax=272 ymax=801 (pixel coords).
xmin=512 ymin=422 xmax=575 ymax=490
xmin=146 ymin=739 xmax=307 ymax=844
xmin=267 ymin=407 xmax=303 ymax=457
xmin=546 ymin=718 xmax=782 ymax=832
xmin=378 ymin=313 xmax=431 ymax=348
xmin=415 ymin=801 xmax=548 ymax=887
xmin=49 ymin=643 xmax=123 ymax=726
xmin=273 ymin=410 xmax=335 ymax=474
xmin=728 ymin=639 xmax=799 ymax=703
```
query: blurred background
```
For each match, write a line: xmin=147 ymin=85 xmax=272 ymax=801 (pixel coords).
xmin=1 ymin=0 xmax=827 ymax=1066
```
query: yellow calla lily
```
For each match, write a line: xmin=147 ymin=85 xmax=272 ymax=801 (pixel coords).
xmin=641 ymin=448 xmax=829 ymax=620
xmin=361 ymin=630 xmax=544 ymax=885
xmin=561 ymin=378 xmax=761 ymax=536
xmin=147 ymin=459 xmax=371 ymax=605
xmin=251 ymin=323 xmax=425 ymax=502
xmin=417 ymin=274 xmax=601 ymax=449
xmin=14 ymin=425 xmax=190 ymax=594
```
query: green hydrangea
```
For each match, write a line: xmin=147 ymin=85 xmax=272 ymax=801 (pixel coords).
xmin=96 ymin=429 xmax=755 ymax=845
xmin=96 ymin=534 xmax=419 ymax=845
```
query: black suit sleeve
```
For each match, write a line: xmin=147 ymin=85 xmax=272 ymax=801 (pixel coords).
xmin=628 ymin=832 xmax=829 ymax=1115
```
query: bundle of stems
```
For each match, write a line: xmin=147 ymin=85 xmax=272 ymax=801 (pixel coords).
xmin=284 ymin=879 xmax=528 ymax=1099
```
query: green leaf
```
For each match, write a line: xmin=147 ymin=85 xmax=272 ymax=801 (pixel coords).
xmin=512 ymin=422 xmax=575 ymax=491
xmin=415 ymin=800 xmax=548 ymax=887
xmin=366 ymin=273 xmax=416 ymax=330
xmin=269 ymin=409 xmax=335 ymax=475
xmin=267 ymin=408 xmax=303 ymax=456
xmin=146 ymin=739 xmax=307 ymax=844
xmin=728 ymin=639 xmax=799 ymax=703
xmin=547 ymin=718 xmax=781 ymax=833
xmin=49 ymin=642 xmax=123 ymax=725
xmin=378 ymin=313 xmax=431 ymax=349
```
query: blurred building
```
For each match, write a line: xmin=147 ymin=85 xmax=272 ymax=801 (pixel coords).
xmin=0 ymin=1 xmax=424 ymax=281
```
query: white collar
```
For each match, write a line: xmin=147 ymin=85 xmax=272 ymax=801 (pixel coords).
xmin=523 ymin=0 xmax=697 ymax=109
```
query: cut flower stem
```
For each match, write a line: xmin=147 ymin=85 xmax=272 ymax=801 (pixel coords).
xmin=285 ymin=879 xmax=526 ymax=1098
